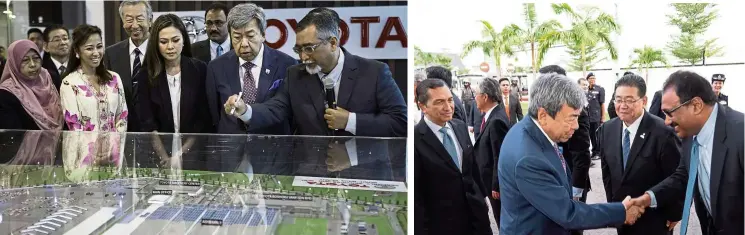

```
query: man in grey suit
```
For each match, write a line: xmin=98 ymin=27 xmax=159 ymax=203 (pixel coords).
xmin=191 ymin=2 xmax=232 ymax=63
xmin=103 ymin=0 xmax=152 ymax=132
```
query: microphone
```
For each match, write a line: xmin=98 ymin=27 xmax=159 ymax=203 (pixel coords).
xmin=323 ymin=77 xmax=338 ymax=134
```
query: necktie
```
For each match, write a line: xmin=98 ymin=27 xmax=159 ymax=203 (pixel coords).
xmin=439 ymin=127 xmax=460 ymax=171
xmin=480 ymin=115 xmax=486 ymax=132
xmin=681 ymin=138 xmax=700 ymax=235
xmin=217 ymin=45 xmax=223 ymax=57
xmin=59 ymin=65 xmax=66 ymax=76
xmin=622 ymin=129 xmax=631 ymax=168
xmin=241 ymin=62 xmax=258 ymax=104
xmin=132 ymin=48 xmax=141 ymax=104
xmin=553 ymin=144 xmax=567 ymax=173
xmin=504 ymin=96 xmax=511 ymax=121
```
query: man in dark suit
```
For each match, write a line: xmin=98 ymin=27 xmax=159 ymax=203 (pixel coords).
xmin=103 ymin=0 xmax=152 ymax=132
xmin=597 ymin=74 xmax=683 ymax=235
xmin=191 ymin=3 xmax=232 ymax=63
xmin=498 ymin=73 xmax=642 ymax=234
xmin=631 ymin=70 xmax=744 ymax=235
xmin=414 ymin=78 xmax=491 ymax=235
xmin=498 ymin=78 xmax=523 ymax=126
xmin=648 ymin=90 xmax=666 ymax=120
xmin=207 ymin=3 xmax=297 ymax=135
xmin=40 ymin=25 xmax=70 ymax=90
xmin=27 ymin=28 xmax=45 ymax=59
xmin=472 ymin=78 xmax=510 ymax=228
xmin=468 ymin=99 xmax=483 ymax=137
xmin=426 ymin=66 xmax=467 ymax=123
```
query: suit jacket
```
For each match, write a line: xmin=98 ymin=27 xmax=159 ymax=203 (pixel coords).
xmin=414 ymin=118 xmax=491 ymax=235
xmin=502 ymin=94 xmax=523 ymax=126
xmin=452 ymin=92 xmax=467 ymax=123
xmin=135 ymin=56 xmax=211 ymax=134
xmin=498 ymin=117 xmax=626 ymax=234
xmin=650 ymin=105 xmax=744 ymax=235
xmin=473 ymin=105 xmax=510 ymax=194
xmin=250 ymin=48 xmax=407 ymax=137
xmin=562 ymin=107 xmax=592 ymax=190
xmin=597 ymin=112 xmax=683 ymax=234
xmin=469 ymin=102 xmax=483 ymax=137
xmin=207 ymin=46 xmax=297 ymax=135
xmin=191 ymin=39 xmax=233 ymax=64
xmin=41 ymin=53 xmax=63 ymax=90
xmin=103 ymin=39 xmax=139 ymax=132
xmin=648 ymin=90 xmax=665 ymax=120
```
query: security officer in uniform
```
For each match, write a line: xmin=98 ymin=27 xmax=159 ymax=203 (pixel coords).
xmin=712 ymin=73 xmax=728 ymax=106
xmin=586 ymin=72 xmax=605 ymax=159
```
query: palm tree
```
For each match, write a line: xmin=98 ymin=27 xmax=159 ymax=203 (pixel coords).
xmin=414 ymin=46 xmax=453 ymax=69
xmin=538 ymin=3 xmax=620 ymax=76
xmin=462 ymin=20 xmax=523 ymax=78
xmin=505 ymin=3 xmax=563 ymax=76
xmin=629 ymin=45 xmax=669 ymax=83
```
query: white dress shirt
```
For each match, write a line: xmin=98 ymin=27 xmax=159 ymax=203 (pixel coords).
xmin=482 ymin=104 xmax=498 ymax=125
xmin=210 ymin=39 xmax=231 ymax=60
xmin=50 ymin=56 xmax=68 ymax=75
xmin=167 ymin=72 xmax=183 ymax=160
xmin=424 ymin=115 xmax=463 ymax=169
xmin=128 ymin=38 xmax=148 ymax=75
xmin=237 ymin=44 xmax=264 ymax=92
xmin=622 ymin=112 xmax=644 ymax=149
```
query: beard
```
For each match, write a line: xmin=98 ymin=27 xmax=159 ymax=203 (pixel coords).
xmin=304 ymin=61 xmax=322 ymax=75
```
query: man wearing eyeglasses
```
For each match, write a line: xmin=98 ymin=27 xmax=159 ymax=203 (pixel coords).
xmin=40 ymin=24 xmax=70 ymax=91
xmin=630 ymin=70 xmax=744 ymax=235
xmin=192 ymin=3 xmax=233 ymax=63
xmin=206 ymin=3 xmax=297 ymax=135
xmin=596 ymin=74 xmax=683 ymax=235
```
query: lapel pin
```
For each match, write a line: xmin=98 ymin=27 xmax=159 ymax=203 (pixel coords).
xmin=640 ymin=133 xmax=645 ymax=139
xmin=265 ymin=69 xmax=270 ymax=74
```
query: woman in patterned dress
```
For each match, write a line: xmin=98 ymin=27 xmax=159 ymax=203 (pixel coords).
xmin=59 ymin=25 xmax=127 ymax=178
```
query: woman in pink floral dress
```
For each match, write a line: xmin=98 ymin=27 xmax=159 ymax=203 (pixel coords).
xmin=59 ymin=25 xmax=126 ymax=176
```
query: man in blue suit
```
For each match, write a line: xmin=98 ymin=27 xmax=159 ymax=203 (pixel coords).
xmin=498 ymin=73 xmax=643 ymax=234
xmin=206 ymin=3 xmax=297 ymax=135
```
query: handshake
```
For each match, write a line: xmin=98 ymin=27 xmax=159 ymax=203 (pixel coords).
xmin=621 ymin=195 xmax=645 ymax=225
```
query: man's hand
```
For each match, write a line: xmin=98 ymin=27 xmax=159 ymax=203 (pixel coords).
xmin=326 ymin=142 xmax=352 ymax=172
xmin=630 ymin=192 xmax=652 ymax=208
xmin=622 ymin=196 xmax=645 ymax=225
xmin=667 ymin=221 xmax=679 ymax=231
xmin=491 ymin=191 xmax=500 ymax=200
xmin=224 ymin=95 xmax=247 ymax=117
xmin=324 ymin=107 xmax=350 ymax=130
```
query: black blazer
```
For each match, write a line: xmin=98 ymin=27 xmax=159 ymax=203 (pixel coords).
xmin=452 ymin=92 xmax=467 ymax=123
xmin=503 ymin=93 xmax=523 ymax=126
xmin=562 ymin=107 xmax=592 ymax=190
xmin=190 ymin=39 xmax=233 ymax=64
xmin=648 ymin=90 xmax=665 ymax=120
xmin=598 ymin=112 xmax=683 ymax=234
xmin=414 ymin=118 xmax=491 ymax=235
xmin=469 ymin=102 xmax=483 ymax=137
xmin=250 ymin=48 xmax=407 ymax=137
xmin=135 ymin=56 xmax=211 ymax=134
xmin=473 ymin=105 xmax=510 ymax=194
xmin=41 ymin=54 xmax=63 ymax=90
xmin=650 ymin=105 xmax=743 ymax=235
xmin=0 ymin=90 xmax=40 ymax=130
xmin=103 ymin=39 xmax=139 ymax=132
xmin=207 ymin=46 xmax=297 ymax=135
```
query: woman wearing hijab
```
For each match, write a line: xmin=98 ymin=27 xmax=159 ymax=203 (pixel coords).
xmin=0 ymin=40 xmax=63 ymax=130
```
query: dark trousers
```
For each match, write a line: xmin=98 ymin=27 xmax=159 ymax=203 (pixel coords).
xmin=489 ymin=197 xmax=501 ymax=228
xmin=589 ymin=121 xmax=600 ymax=156
xmin=570 ymin=189 xmax=590 ymax=235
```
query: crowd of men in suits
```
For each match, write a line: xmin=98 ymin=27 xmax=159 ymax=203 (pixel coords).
xmin=415 ymin=64 xmax=742 ymax=235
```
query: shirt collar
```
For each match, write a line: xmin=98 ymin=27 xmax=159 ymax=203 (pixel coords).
xmin=623 ymin=111 xmax=644 ymax=134
xmin=318 ymin=51 xmax=345 ymax=82
xmin=531 ymin=118 xmax=556 ymax=147
xmin=128 ymin=38 xmax=148 ymax=56
xmin=50 ymin=56 xmax=67 ymax=69
xmin=423 ymin=115 xmax=452 ymax=135
xmin=210 ymin=39 xmax=231 ymax=51
xmin=483 ymin=104 xmax=498 ymax=122
xmin=695 ymin=103 xmax=719 ymax=145
xmin=238 ymin=44 xmax=264 ymax=67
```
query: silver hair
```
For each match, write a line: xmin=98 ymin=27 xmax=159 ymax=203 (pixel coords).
xmin=528 ymin=73 xmax=588 ymax=119
xmin=414 ymin=70 xmax=426 ymax=82
xmin=479 ymin=78 xmax=501 ymax=103
xmin=227 ymin=3 xmax=267 ymax=35
xmin=118 ymin=0 xmax=153 ymax=21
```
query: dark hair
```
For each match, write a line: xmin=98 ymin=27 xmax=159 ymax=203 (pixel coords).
xmin=145 ymin=14 xmax=193 ymax=86
xmin=205 ymin=2 xmax=230 ymax=18
xmin=614 ymin=74 xmax=647 ymax=98
xmin=586 ymin=72 xmax=596 ymax=79
xmin=539 ymin=65 xmax=566 ymax=75
xmin=425 ymin=66 xmax=452 ymax=88
xmin=296 ymin=8 xmax=341 ymax=40
xmin=623 ymin=71 xmax=634 ymax=76
xmin=27 ymin=28 xmax=43 ymax=38
xmin=498 ymin=78 xmax=510 ymax=85
xmin=480 ymin=78 xmax=502 ymax=103
xmin=64 ymin=25 xmax=112 ymax=85
xmin=416 ymin=79 xmax=448 ymax=104
xmin=662 ymin=70 xmax=717 ymax=106
xmin=42 ymin=24 xmax=68 ymax=42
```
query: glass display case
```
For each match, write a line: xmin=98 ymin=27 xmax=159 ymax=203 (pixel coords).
xmin=0 ymin=130 xmax=407 ymax=235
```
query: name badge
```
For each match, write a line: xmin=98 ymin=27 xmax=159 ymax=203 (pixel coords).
xmin=720 ymin=100 xmax=728 ymax=105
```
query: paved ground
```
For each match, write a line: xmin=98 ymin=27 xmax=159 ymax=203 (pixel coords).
xmin=485 ymin=157 xmax=703 ymax=234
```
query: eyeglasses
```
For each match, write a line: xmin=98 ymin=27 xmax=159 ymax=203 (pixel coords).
xmin=292 ymin=38 xmax=330 ymax=55
xmin=662 ymin=98 xmax=693 ymax=118
xmin=613 ymin=97 xmax=643 ymax=105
